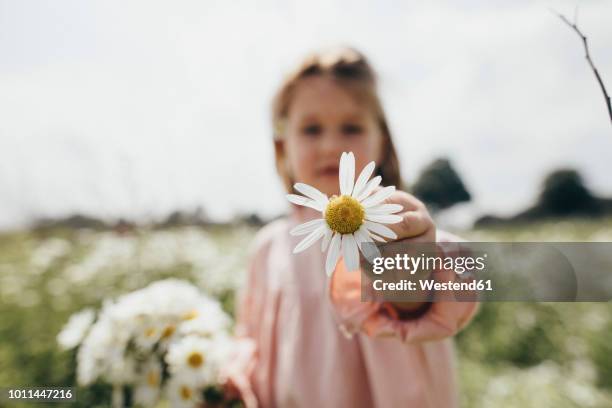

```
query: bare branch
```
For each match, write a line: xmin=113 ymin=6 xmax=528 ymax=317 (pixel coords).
xmin=550 ymin=8 xmax=612 ymax=126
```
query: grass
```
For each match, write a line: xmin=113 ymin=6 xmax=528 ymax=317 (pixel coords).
xmin=0 ymin=218 xmax=611 ymax=407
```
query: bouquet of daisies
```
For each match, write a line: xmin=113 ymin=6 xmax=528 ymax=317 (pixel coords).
xmin=57 ymin=279 xmax=242 ymax=408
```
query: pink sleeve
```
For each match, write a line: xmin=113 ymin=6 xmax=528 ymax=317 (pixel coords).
xmin=221 ymin=234 xmax=271 ymax=408
xmin=328 ymin=231 xmax=479 ymax=343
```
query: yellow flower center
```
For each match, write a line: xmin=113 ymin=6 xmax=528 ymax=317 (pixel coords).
xmin=324 ymin=195 xmax=364 ymax=234
xmin=161 ymin=325 xmax=175 ymax=339
xmin=144 ymin=327 xmax=156 ymax=338
xmin=180 ymin=385 xmax=192 ymax=400
xmin=183 ymin=309 xmax=199 ymax=320
xmin=147 ymin=370 xmax=159 ymax=386
xmin=187 ymin=351 xmax=205 ymax=368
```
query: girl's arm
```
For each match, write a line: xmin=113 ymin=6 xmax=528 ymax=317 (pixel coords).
xmin=384 ymin=190 xmax=437 ymax=316
xmin=329 ymin=191 xmax=479 ymax=342
xmin=329 ymin=249 xmax=479 ymax=342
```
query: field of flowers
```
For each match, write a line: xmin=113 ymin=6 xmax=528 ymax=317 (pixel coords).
xmin=1 ymin=218 xmax=612 ymax=407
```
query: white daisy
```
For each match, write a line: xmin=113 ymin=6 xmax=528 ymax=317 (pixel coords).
xmin=287 ymin=151 xmax=403 ymax=276
xmin=165 ymin=336 xmax=216 ymax=386
xmin=178 ymin=303 xmax=231 ymax=337
xmin=165 ymin=376 xmax=202 ymax=408
xmin=133 ymin=358 xmax=162 ymax=407
xmin=57 ymin=308 xmax=95 ymax=350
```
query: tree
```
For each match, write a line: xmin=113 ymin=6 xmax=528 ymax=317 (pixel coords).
xmin=537 ymin=169 xmax=600 ymax=216
xmin=411 ymin=158 xmax=471 ymax=211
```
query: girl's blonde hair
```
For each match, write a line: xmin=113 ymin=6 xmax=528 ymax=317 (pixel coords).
xmin=271 ymin=46 xmax=402 ymax=192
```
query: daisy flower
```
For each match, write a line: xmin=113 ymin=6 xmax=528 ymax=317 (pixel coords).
xmin=165 ymin=376 xmax=202 ymax=408
xmin=166 ymin=336 xmax=221 ymax=386
xmin=57 ymin=308 xmax=95 ymax=350
xmin=287 ymin=151 xmax=403 ymax=276
xmin=133 ymin=359 xmax=162 ymax=407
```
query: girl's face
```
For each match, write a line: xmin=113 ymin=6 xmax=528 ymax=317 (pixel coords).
xmin=278 ymin=76 xmax=384 ymax=198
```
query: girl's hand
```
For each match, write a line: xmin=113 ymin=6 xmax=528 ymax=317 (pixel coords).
xmin=379 ymin=190 xmax=436 ymax=315
xmin=384 ymin=189 xmax=436 ymax=243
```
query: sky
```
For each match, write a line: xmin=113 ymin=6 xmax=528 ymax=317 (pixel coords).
xmin=1 ymin=0 xmax=611 ymax=230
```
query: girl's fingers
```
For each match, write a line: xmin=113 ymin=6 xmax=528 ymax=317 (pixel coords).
xmin=372 ymin=189 xmax=435 ymax=241
xmin=387 ymin=210 xmax=434 ymax=240
xmin=380 ymin=190 xmax=423 ymax=212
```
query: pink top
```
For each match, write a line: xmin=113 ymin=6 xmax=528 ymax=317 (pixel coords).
xmin=224 ymin=208 xmax=479 ymax=408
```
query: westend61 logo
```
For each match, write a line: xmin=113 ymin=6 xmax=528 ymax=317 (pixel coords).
xmin=360 ymin=242 xmax=612 ymax=302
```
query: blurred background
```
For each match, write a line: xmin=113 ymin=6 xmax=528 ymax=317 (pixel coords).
xmin=1 ymin=0 xmax=611 ymax=406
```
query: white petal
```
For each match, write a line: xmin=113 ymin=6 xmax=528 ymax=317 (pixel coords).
xmin=339 ymin=152 xmax=355 ymax=196
xmin=321 ymin=226 xmax=333 ymax=251
xmin=355 ymin=226 xmax=381 ymax=262
xmin=369 ymin=233 xmax=387 ymax=242
xmin=365 ymin=214 xmax=403 ymax=224
xmin=353 ymin=226 xmax=369 ymax=248
xmin=286 ymin=194 xmax=309 ymax=206
xmin=361 ymin=186 xmax=395 ymax=208
xmin=325 ymin=233 xmax=342 ymax=276
xmin=356 ymin=176 xmax=382 ymax=202
xmin=352 ymin=161 xmax=376 ymax=198
xmin=364 ymin=220 xmax=398 ymax=239
xmin=339 ymin=152 xmax=347 ymax=195
xmin=290 ymin=219 xmax=325 ymax=236
xmin=293 ymin=225 xmax=326 ymax=253
xmin=294 ymin=183 xmax=328 ymax=206
xmin=365 ymin=203 xmax=403 ymax=215
xmin=286 ymin=194 xmax=324 ymax=211
xmin=342 ymin=234 xmax=359 ymax=272
xmin=346 ymin=152 xmax=355 ymax=195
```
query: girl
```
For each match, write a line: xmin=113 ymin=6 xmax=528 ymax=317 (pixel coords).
xmin=225 ymin=47 xmax=478 ymax=408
